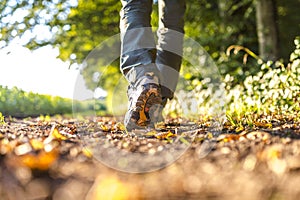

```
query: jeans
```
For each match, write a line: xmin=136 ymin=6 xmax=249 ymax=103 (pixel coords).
xmin=120 ymin=0 xmax=186 ymax=99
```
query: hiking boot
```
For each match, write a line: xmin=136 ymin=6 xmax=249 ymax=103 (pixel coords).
xmin=124 ymin=71 xmax=162 ymax=131
xmin=148 ymin=97 xmax=168 ymax=125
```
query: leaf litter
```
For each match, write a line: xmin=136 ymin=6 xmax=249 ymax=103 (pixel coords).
xmin=0 ymin=115 xmax=300 ymax=199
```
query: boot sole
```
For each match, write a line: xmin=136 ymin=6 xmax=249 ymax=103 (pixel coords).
xmin=126 ymin=83 xmax=162 ymax=130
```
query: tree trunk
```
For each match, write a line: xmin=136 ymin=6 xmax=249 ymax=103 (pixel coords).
xmin=256 ymin=0 xmax=280 ymax=61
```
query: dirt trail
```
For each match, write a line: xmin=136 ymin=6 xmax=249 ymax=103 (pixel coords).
xmin=0 ymin=117 xmax=300 ymax=200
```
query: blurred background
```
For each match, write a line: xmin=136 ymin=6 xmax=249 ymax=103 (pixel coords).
xmin=0 ymin=0 xmax=299 ymax=118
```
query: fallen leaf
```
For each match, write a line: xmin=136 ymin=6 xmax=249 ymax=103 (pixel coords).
xmin=114 ymin=122 xmax=126 ymax=131
xmin=218 ymin=134 xmax=240 ymax=142
xmin=51 ymin=127 xmax=68 ymax=140
xmin=100 ymin=124 xmax=110 ymax=132
xmin=30 ymin=139 xmax=44 ymax=151
xmin=19 ymin=149 xmax=58 ymax=170
xmin=44 ymin=126 xmax=68 ymax=144
xmin=254 ymin=122 xmax=272 ymax=128
xmin=206 ymin=132 xmax=214 ymax=139
xmin=82 ymin=147 xmax=93 ymax=158
xmin=179 ymin=136 xmax=190 ymax=145
xmin=235 ymin=126 xmax=244 ymax=132
xmin=155 ymin=121 xmax=165 ymax=129
xmin=155 ymin=130 xmax=176 ymax=140
xmin=146 ymin=130 xmax=157 ymax=137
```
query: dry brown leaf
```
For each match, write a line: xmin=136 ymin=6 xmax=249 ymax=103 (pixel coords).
xmin=254 ymin=122 xmax=272 ymax=128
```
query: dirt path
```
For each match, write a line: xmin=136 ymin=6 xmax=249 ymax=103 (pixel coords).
xmin=0 ymin=116 xmax=300 ymax=200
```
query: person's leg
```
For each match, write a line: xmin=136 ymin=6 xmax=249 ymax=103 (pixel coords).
xmin=120 ymin=0 xmax=162 ymax=130
xmin=156 ymin=0 xmax=186 ymax=100
xmin=120 ymin=0 xmax=159 ymax=76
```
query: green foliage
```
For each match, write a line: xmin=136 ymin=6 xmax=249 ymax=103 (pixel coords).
xmin=1 ymin=0 xmax=299 ymax=93
xmin=167 ymin=37 xmax=300 ymax=127
xmin=0 ymin=112 xmax=4 ymax=124
xmin=54 ymin=0 xmax=121 ymax=63
xmin=0 ymin=86 xmax=106 ymax=117
xmin=227 ymin=37 xmax=300 ymax=113
xmin=224 ymin=37 xmax=300 ymax=127
xmin=0 ymin=86 xmax=72 ymax=117
xmin=185 ymin=0 xmax=259 ymax=79
xmin=1 ymin=0 xmax=299 ymax=120
xmin=73 ymin=98 xmax=107 ymax=117
xmin=0 ymin=0 xmax=77 ymax=48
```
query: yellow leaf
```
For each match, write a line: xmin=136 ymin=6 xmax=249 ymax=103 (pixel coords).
xmin=82 ymin=147 xmax=93 ymax=158
xmin=235 ymin=126 xmax=244 ymax=132
xmin=51 ymin=127 xmax=68 ymax=140
xmin=154 ymin=121 xmax=165 ymax=129
xmin=100 ymin=124 xmax=109 ymax=132
xmin=30 ymin=139 xmax=44 ymax=151
xmin=155 ymin=130 xmax=176 ymax=140
xmin=206 ymin=132 xmax=213 ymax=139
xmin=114 ymin=122 xmax=126 ymax=131
xmin=146 ymin=130 xmax=157 ymax=136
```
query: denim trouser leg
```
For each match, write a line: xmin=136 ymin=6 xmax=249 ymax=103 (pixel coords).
xmin=156 ymin=0 xmax=186 ymax=99
xmin=120 ymin=0 xmax=157 ymax=77
xmin=120 ymin=0 xmax=185 ymax=98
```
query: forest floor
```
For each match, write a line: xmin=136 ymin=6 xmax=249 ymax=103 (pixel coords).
xmin=1 ymin=115 xmax=300 ymax=200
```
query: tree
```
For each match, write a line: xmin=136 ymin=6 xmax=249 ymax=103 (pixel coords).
xmin=1 ymin=0 xmax=299 ymax=90
xmin=255 ymin=0 xmax=280 ymax=61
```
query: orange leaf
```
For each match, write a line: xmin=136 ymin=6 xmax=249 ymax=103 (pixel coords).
xmin=218 ymin=134 xmax=240 ymax=142
xmin=20 ymin=149 xmax=58 ymax=170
